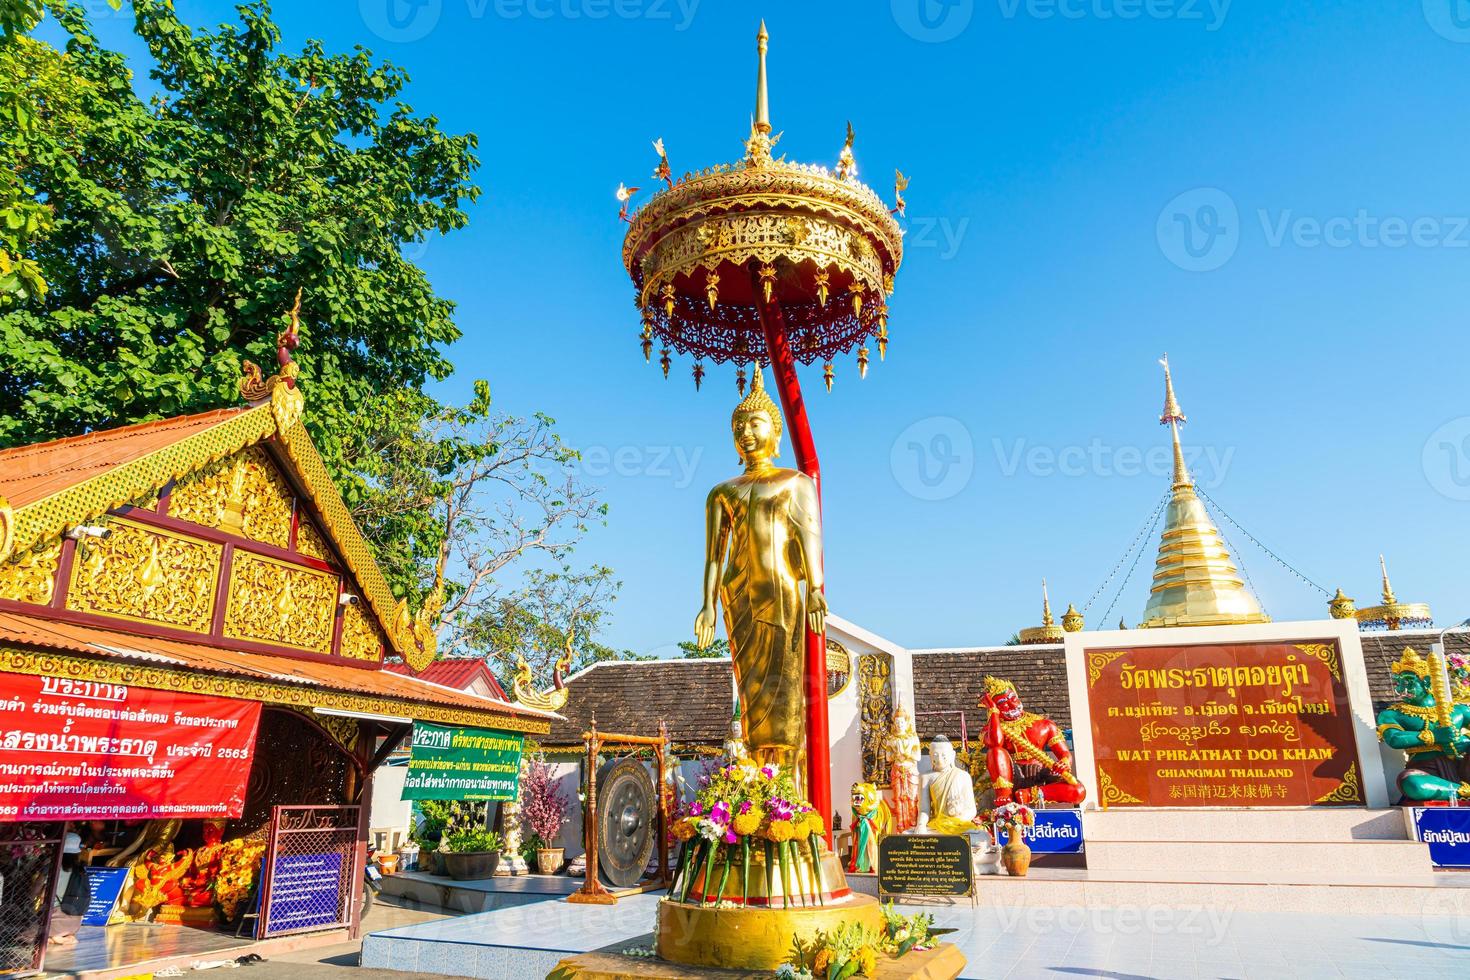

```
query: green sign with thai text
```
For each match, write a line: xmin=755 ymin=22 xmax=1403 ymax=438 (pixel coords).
xmin=401 ymin=723 xmax=524 ymax=801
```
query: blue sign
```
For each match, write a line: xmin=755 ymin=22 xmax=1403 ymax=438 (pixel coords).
xmin=80 ymin=866 xmax=131 ymax=926
xmin=993 ymin=809 xmax=1085 ymax=854
xmin=1410 ymin=807 xmax=1470 ymax=869
xmin=264 ymin=852 xmax=344 ymax=934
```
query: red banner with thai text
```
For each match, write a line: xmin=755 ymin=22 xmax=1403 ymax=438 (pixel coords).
xmin=0 ymin=672 xmax=262 ymax=821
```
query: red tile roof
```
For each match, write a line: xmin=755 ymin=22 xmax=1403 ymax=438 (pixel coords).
xmin=385 ymin=658 xmax=509 ymax=700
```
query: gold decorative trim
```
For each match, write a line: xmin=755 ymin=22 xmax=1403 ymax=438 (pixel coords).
xmin=222 ymin=550 xmax=336 ymax=654
xmin=1087 ymin=650 xmax=1128 ymax=686
xmin=0 ymin=646 xmax=550 ymax=735
xmin=1097 ymin=765 xmax=1142 ymax=808
xmin=1295 ymin=643 xmax=1342 ymax=683
xmin=282 ymin=704 xmax=360 ymax=752
xmin=1313 ymin=762 xmax=1363 ymax=805
xmin=0 ymin=535 xmax=62 ymax=605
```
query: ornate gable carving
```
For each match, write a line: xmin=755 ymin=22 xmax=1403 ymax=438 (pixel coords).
xmin=169 ymin=446 xmax=294 ymax=549
xmin=223 ymin=551 xmax=337 ymax=654
xmin=66 ymin=517 xmax=222 ymax=632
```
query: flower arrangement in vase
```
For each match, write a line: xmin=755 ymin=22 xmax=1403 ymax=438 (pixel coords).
xmin=521 ymin=754 xmax=570 ymax=874
xmin=985 ymin=801 xmax=1036 ymax=877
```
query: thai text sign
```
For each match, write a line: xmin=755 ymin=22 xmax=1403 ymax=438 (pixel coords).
xmin=1085 ymin=642 xmax=1362 ymax=807
xmin=877 ymin=834 xmax=972 ymax=898
xmin=993 ymin=809 xmax=1085 ymax=853
xmin=401 ymin=722 xmax=524 ymax=801
xmin=1410 ymin=807 xmax=1470 ymax=869
xmin=0 ymin=673 xmax=261 ymax=821
xmin=264 ymin=852 xmax=344 ymax=934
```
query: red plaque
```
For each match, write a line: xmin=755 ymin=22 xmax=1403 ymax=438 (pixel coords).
xmin=0 ymin=673 xmax=262 ymax=821
xmin=1085 ymin=641 xmax=1363 ymax=808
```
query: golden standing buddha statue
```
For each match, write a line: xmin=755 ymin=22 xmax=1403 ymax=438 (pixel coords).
xmin=695 ymin=371 xmax=827 ymax=784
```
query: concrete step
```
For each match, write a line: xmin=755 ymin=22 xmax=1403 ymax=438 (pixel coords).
xmin=1083 ymin=838 xmax=1429 ymax=876
xmin=850 ymin=866 xmax=1470 ymax=916
xmin=1080 ymin=807 xmax=1408 ymax=842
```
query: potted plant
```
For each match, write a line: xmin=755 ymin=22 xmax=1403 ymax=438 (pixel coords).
xmin=442 ymin=829 xmax=504 ymax=881
xmin=521 ymin=755 xmax=570 ymax=874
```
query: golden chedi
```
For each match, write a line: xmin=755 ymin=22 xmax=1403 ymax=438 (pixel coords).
xmin=1139 ymin=355 xmax=1268 ymax=629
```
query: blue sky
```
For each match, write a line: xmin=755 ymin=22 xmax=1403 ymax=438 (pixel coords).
xmin=59 ymin=1 xmax=1470 ymax=655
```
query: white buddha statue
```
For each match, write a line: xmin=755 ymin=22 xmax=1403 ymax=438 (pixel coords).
xmin=916 ymin=735 xmax=977 ymax=835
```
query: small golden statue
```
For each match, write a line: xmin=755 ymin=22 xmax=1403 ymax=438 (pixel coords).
xmin=695 ymin=370 xmax=826 ymax=784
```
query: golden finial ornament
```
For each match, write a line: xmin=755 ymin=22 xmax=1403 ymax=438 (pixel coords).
xmin=850 ymin=280 xmax=866 ymax=318
xmin=1118 ymin=617 xmax=1127 ymax=630
xmin=660 ymin=348 xmax=671 ymax=379
xmin=1019 ymin=579 xmax=1067 ymax=644
xmin=661 ymin=282 xmax=677 ymax=317
xmin=857 ymin=346 xmax=869 ymax=379
xmin=652 ymin=138 xmax=673 ymax=189
xmin=814 ymin=270 xmax=830 ymax=307
xmin=1139 ymin=355 xmax=1268 ymax=629
xmin=892 ymin=171 xmax=909 ymax=218
xmin=754 ymin=20 xmax=770 ymax=135
xmin=640 ymin=317 xmax=654 ymax=363
xmin=705 ymin=270 xmax=720 ymax=310
xmin=877 ymin=323 xmax=888 ymax=361
xmin=758 ymin=263 xmax=776 ymax=302
xmin=693 ymin=361 xmax=705 ymax=391
xmin=1062 ymin=603 xmax=1084 ymax=633
xmin=836 ymin=121 xmax=856 ymax=181
xmin=1328 ymin=588 xmax=1356 ymax=619
xmin=736 ymin=364 xmax=748 ymax=396
xmin=822 ymin=361 xmax=834 ymax=393
xmin=1355 ymin=555 xmax=1432 ymax=631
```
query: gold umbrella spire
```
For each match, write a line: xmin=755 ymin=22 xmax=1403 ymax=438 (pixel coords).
xmin=1139 ymin=356 xmax=1268 ymax=629
xmin=1019 ymin=578 xmax=1066 ymax=644
xmin=755 ymin=20 xmax=770 ymax=134
xmin=1355 ymin=554 xmax=1432 ymax=630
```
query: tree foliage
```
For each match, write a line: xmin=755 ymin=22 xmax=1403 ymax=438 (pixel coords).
xmin=0 ymin=0 xmax=478 ymax=481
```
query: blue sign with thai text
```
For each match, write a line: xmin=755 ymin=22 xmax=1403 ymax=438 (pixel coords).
xmin=1410 ymin=807 xmax=1470 ymax=869
xmin=992 ymin=809 xmax=1085 ymax=853
xmin=80 ymin=866 xmax=130 ymax=926
xmin=264 ymin=852 xmax=343 ymax=934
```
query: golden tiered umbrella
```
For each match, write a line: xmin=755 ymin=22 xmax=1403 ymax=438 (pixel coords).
xmin=1354 ymin=555 xmax=1432 ymax=631
xmin=617 ymin=22 xmax=906 ymax=833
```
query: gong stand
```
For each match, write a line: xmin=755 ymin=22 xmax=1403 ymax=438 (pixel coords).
xmin=568 ymin=720 xmax=672 ymax=905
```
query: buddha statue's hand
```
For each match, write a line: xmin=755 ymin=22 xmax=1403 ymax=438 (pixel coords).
xmin=694 ymin=606 xmax=718 ymax=650
xmin=807 ymin=589 xmax=828 ymax=635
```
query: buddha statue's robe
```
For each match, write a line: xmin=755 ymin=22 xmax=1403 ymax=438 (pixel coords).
xmin=712 ymin=468 xmax=820 ymax=777
xmin=926 ymin=765 xmax=978 ymax=835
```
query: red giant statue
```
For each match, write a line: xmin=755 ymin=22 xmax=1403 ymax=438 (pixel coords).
xmin=982 ymin=676 xmax=1086 ymax=806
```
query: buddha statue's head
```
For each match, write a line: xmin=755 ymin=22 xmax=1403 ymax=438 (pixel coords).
xmin=930 ymin=734 xmax=955 ymax=772
xmin=731 ymin=369 xmax=783 ymax=465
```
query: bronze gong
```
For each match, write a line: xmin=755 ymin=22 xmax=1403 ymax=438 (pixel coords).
xmin=596 ymin=756 xmax=655 ymax=888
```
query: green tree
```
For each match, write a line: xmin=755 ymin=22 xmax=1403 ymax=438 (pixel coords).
xmin=0 ymin=1 xmax=478 ymax=490
xmin=678 ymin=638 xmax=729 ymax=659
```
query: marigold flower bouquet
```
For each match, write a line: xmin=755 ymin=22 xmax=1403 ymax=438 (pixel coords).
xmin=668 ymin=759 xmax=827 ymax=907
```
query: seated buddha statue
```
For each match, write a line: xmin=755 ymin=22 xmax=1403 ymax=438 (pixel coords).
xmin=916 ymin=735 xmax=978 ymax=835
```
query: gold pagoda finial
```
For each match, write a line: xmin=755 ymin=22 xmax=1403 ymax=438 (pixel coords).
xmin=1041 ymin=578 xmax=1055 ymax=626
xmin=1379 ymin=553 xmax=1397 ymax=604
xmin=1019 ymin=578 xmax=1065 ymax=643
xmin=1139 ymin=355 xmax=1268 ymax=630
xmin=1062 ymin=602 xmax=1084 ymax=633
xmin=1159 ymin=354 xmax=1190 ymax=489
xmin=755 ymin=21 xmax=770 ymax=135
xmin=1328 ymin=588 xmax=1357 ymax=619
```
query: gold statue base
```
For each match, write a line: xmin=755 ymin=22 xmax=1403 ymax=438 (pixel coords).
xmin=656 ymin=893 xmax=885 ymax=971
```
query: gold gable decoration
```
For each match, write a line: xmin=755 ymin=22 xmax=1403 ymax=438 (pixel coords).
xmin=168 ymin=446 xmax=294 ymax=549
xmin=66 ymin=517 xmax=222 ymax=633
xmin=223 ymin=551 xmax=337 ymax=654
xmin=340 ymin=600 xmax=384 ymax=662
xmin=0 ymin=536 xmax=62 ymax=605
xmin=296 ymin=518 xmax=330 ymax=561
